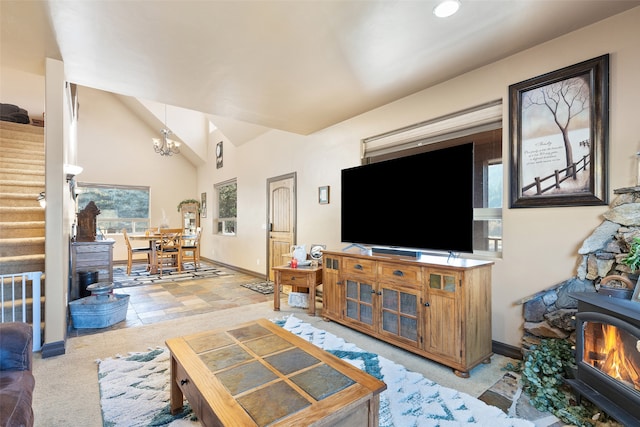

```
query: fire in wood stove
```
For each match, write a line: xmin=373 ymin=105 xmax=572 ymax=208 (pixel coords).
xmin=583 ymin=321 xmax=640 ymax=392
xmin=569 ymin=292 xmax=640 ymax=425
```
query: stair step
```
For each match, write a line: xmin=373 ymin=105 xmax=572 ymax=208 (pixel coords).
xmin=0 ymin=121 xmax=45 ymax=134
xmin=0 ymin=193 xmax=43 ymax=208
xmin=0 ymin=180 xmax=45 ymax=194
xmin=0 ymin=207 xmax=44 ymax=222
xmin=0 ymin=147 xmax=45 ymax=160
xmin=0 ymin=237 xmax=45 ymax=257
xmin=0 ymin=137 xmax=44 ymax=149
xmin=0 ymin=159 xmax=44 ymax=172
xmin=0 ymin=169 xmax=44 ymax=182
xmin=0 ymin=221 xmax=45 ymax=239
xmin=0 ymin=254 xmax=45 ymax=276
xmin=0 ymin=299 xmax=44 ymax=324
xmin=0 ymin=124 xmax=45 ymax=141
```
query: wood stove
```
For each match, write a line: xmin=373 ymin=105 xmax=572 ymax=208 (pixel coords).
xmin=569 ymin=292 xmax=640 ymax=425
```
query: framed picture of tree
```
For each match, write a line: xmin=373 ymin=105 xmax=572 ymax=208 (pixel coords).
xmin=509 ymin=54 xmax=609 ymax=208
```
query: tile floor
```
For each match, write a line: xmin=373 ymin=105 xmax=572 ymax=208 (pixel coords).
xmin=68 ymin=263 xmax=272 ymax=337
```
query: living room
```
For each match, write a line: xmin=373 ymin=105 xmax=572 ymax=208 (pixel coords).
xmin=1 ymin=2 xmax=640 ymax=425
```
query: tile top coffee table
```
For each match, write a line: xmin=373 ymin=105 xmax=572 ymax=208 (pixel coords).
xmin=166 ymin=318 xmax=386 ymax=426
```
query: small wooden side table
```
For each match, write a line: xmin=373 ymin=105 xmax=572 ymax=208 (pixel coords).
xmin=272 ymin=265 xmax=322 ymax=316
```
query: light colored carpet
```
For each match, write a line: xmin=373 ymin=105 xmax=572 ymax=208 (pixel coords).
xmin=96 ymin=315 xmax=533 ymax=427
xmin=33 ymin=302 xmax=524 ymax=427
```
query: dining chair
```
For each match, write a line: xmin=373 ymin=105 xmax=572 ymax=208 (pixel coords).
xmin=157 ymin=227 xmax=183 ymax=234
xmin=181 ymin=227 xmax=201 ymax=270
xmin=122 ymin=228 xmax=152 ymax=275
xmin=156 ymin=230 xmax=183 ymax=277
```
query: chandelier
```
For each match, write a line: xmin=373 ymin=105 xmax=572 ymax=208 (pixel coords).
xmin=152 ymin=105 xmax=180 ymax=156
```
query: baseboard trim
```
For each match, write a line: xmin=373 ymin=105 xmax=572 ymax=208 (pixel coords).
xmin=41 ymin=340 xmax=66 ymax=358
xmin=203 ymin=257 xmax=266 ymax=281
xmin=492 ymin=340 xmax=522 ymax=360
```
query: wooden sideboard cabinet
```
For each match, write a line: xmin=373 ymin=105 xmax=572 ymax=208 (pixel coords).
xmin=322 ymin=250 xmax=494 ymax=377
xmin=70 ymin=240 xmax=115 ymax=301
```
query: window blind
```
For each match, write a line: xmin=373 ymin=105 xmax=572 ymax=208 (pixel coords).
xmin=362 ymin=100 xmax=502 ymax=160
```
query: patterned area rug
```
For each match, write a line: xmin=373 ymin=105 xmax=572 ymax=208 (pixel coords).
xmin=112 ymin=261 xmax=230 ymax=288
xmin=97 ymin=316 xmax=533 ymax=427
xmin=240 ymin=280 xmax=274 ymax=294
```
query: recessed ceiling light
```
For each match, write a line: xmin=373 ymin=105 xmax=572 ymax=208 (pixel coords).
xmin=433 ymin=0 xmax=461 ymax=18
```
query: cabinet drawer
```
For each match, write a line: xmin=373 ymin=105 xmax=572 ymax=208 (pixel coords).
xmin=175 ymin=362 xmax=201 ymax=414
xmin=342 ymin=257 xmax=376 ymax=277
xmin=378 ymin=262 xmax=421 ymax=286
xmin=278 ymin=271 xmax=318 ymax=286
xmin=74 ymin=244 xmax=111 ymax=254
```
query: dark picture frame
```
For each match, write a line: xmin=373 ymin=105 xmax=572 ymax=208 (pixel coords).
xmin=509 ymin=54 xmax=609 ymax=208
xmin=216 ymin=141 xmax=223 ymax=169
xmin=201 ymin=192 xmax=207 ymax=218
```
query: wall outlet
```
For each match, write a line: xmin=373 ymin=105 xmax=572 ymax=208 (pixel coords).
xmin=256 ymin=258 xmax=260 ymax=265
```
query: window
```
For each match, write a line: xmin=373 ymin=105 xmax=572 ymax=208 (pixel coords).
xmin=77 ymin=183 xmax=150 ymax=235
xmin=473 ymin=138 xmax=503 ymax=256
xmin=215 ymin=179 xmax=237 ymax=235
xmin=361 ymin=101 xmax=503 ymax=257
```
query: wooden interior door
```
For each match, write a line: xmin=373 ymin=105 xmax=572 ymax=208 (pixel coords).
xmin=267 ymin=173 xmax=296 ymax=281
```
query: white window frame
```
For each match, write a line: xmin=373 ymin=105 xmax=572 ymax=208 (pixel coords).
xmin=215 ymin=179 xmax=237 ymax=236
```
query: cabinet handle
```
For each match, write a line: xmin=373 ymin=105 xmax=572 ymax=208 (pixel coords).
xmin=377 ymin=291 xmax=382 ymax=295
xmin=370 ymin=289 xmax=376 ymax=294
xmin=393 ymin=270 xmax=404 ymax=277
xmin=290 ymin=277 xmax=296 ymax=281
xmin=354 ymin=264 xmax=363 ymax=270
xmin=180 ymin=379 xmax=189 ymax=386
xmin=424 ymin=302 xmax=430 ymax=307
xmin=337 ymin=281 xmax=343 ymax=285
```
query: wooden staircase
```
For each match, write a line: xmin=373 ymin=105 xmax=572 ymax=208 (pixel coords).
xmin=0 ymin=121 xmax=45 ymax=328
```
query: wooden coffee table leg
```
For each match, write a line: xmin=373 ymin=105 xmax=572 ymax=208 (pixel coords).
xmin=309 ymin=280 xmax=316 ymax=317
xmin=274 ymin=271 xmax=281 ymax=311
xmin=169 ymin=354 xmax=183 ymax=414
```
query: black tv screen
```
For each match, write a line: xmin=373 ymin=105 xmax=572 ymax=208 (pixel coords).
xmin=341 ymin=143 xmax=474 ymax=253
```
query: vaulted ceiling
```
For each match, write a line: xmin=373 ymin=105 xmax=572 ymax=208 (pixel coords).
xmin=2 ymin=1 xmax=639 ymax=135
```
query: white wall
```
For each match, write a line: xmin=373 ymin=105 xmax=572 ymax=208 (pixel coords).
xmin=0 ymin=66 xmax=45 ymax=122
xmin=196 ymin=8 xmax=640 ymax=347
xmin=75 ymin=87 xmax=198 ymax=261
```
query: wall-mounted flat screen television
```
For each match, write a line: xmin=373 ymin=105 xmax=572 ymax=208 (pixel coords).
xmin=341 ymin=143 xmax=474 ymax=253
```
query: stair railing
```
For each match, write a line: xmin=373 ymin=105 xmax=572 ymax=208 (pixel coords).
xmin=0 ymin=271 xmax=42 ymax=351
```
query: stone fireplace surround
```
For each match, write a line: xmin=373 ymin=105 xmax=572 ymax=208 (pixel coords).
xmin=521 ymin=186 xmax=640 ymax=349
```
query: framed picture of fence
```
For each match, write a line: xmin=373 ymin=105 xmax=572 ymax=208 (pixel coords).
xmin=509 ymin=54 xmax=609 ymax=208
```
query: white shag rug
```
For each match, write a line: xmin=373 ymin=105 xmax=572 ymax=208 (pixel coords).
xmin=97 ymin=315 xmax=533 ymax=427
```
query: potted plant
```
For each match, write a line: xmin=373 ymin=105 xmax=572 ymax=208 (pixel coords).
xmin=622 ymin=236 xmax=640 ymax=272
xmin=177 ymin=199 xmax=200 ymax=213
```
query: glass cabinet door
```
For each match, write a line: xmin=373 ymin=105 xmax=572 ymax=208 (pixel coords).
xmin=380 ymin=285 xmax=419 ymax=345
xmin=345 ymin=279 xmax=374 ymax=329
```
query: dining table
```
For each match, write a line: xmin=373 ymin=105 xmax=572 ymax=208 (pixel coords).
xmin=129 ymin=229 xmax=188 ymax=275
